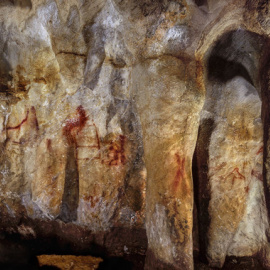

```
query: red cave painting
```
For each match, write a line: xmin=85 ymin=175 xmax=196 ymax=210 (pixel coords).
xmin=103 ymin=135 xmax=126 ymax=166
xmin=256 ymin=146 xmax=263 ymax=155
xmin=7 ymin=110 xmax=29 ymax=131
xmin=222 ymin=167 xmax=245 ymax=186
xmin=6 ymin=106 xmax=39 ymax=132
xmin=93 ymin=123 xmax=101 ymax=151
xmin=6 ymin=106 xmax=39 ymax=145
xmin=63 ymin=105 xmax=126 ymax=166
xmin=46 ymin=139 xmax=52 ymax=151
xmin=63 ymin=106 xmax=101 ymax=161
xmin=173 ymin=154 xmax=186 ymax=191
xmin=83 ymin=195 xmax=99 ymax=207
xmin=251 ymin=169 xmax=263 ymax=182
xmin=63 ymin=105 xmax=88 ymax=145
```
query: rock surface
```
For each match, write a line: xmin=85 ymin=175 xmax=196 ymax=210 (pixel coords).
xmin=1 ymin=0 xmax=270 ymax=269
xmin=37 ymin=255 xmax=102 ymax=270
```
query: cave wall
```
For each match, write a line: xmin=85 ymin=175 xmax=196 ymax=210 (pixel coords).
xmin=1 ymin=0 xmax=270 ymax=269
xmin=196 ymin=30 xmax=269 ymax=268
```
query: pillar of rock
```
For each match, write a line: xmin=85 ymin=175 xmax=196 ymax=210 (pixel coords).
xmin=134 ymin=55 xmax=204 ymax=269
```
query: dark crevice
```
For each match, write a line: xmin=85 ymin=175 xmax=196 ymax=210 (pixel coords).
xmin=260 ymin=55 xmax=270 ymax=226
xmin=193 ymin=118 xmax=214 ymax=264
xmin=0 ymin=218 xmax=147 ymax=269
xmin=57 ymin=51 xmax=86 ymax=58
xmin=0 ymin=54 xmax=13 ymax=94
xmin=98 ymin=257 xmax=133 ymax=270
xmin=0 ymin=62 xmax=30 ymax=103
xmin=207 ymin=30 xmax=265 ymax=88
xmin=194 ymin=0 xmax=207 ymax=7
xmin=259 ymin=39 xmax=270 ymax=230
xmin=0 ymin=0 xmax=32 ymax=9
xmin=58 ymin=146 xmax=79 ymax=223
xmin=208 ymin=56 xmax=254 ymax=86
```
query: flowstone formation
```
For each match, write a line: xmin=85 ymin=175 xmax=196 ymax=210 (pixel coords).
xmin=1 ymin=0 xmax=270 ymax=269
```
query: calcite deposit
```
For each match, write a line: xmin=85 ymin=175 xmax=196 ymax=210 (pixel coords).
xmin=1 ymin=0 xmax=270 ymax=269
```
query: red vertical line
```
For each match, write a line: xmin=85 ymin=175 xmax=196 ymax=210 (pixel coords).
xmin=93 ymin=123 xmax=101 ymax=159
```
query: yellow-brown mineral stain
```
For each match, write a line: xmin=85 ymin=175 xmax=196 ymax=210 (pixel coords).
xmin=37 ymin=255 xmax=103 ymax=270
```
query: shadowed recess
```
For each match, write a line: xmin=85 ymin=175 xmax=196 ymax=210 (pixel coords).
xmin=192 ymin=118 xmax=215 ymax=264
xmin=0 ymin=0 xmax=32 ymax=8
xmin=194 ymin=0 xmax=207 ymax=7
xmin=194 ymin=29 xmax=266 ymax=267
xmin=58 ymin=146 xmax=79 ymax=223
xmin=260 ymin=55 xmax=270 ymax=224
xmin=208 ymin=56 xmax=253 ymax=85
xmin=207 ymin=29 xmax=265 ymax=87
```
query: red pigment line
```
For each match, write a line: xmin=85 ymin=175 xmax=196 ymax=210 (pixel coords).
xmin=63 ymin=105 xmax=88 ymax=144
xmin=225 ymin=167 xmax=245 ymax=186
xmin=47 ymin=139 xmax=52 ymax=151
xmin=7 ymin=109 xmax=29 ymax=130
xmin=108 ymin=140 xmax=119 ymax=166
xmin=173 ymin=154 xmax=185 ymax=190
xmin=77 ymin=105 xmax=88 ymax=126
xmin=77 ymin=157 xmax=100 ymax=161
xmin=83 ymin=195 xmax=99 ymax=207
xmin=251 ymin=169 xmax=263 ymax=182
xmin=256 ymin=146 xmax=263 ymax=155
xmin=232 ymin=168 xmax=245 ymax=180
xmin=93 ymin=123 xmax=101 ymax=150
xmin=76 ymin=145 xmax=100 ymax=148
xmin=107 ymin=135 xmax=126 ymax=166
xmin=92 ymin=123 xmax=101 ymax=159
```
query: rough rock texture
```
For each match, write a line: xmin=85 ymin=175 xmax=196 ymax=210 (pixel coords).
xmin=196 ymin=30 xmax=269 ymax=268
xmin=1 ymin=0 xmax=270 ymax=269
xmin=37 ymin=255 xmax=102 ymax=269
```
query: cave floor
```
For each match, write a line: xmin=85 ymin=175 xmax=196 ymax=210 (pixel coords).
xmin=0 ymin=254 xmax=266 ymax=270
xmin=195 ymin=256 xmax=265 ymax=270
